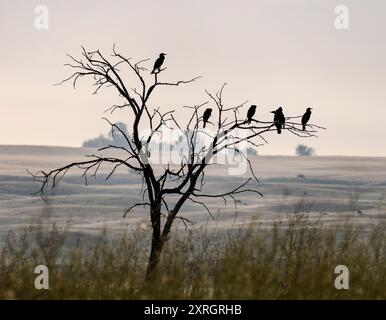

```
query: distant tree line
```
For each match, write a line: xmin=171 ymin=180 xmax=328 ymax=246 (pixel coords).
xmin=82 ymin=122 xmax=130 ymax=148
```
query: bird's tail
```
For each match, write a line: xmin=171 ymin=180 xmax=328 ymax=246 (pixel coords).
xmin=203 ymin=121 xmax=206 ymax=128
xmin=277 ymin=128 xmax=281 ymax=134
xmin=246 ymin=118 xmax=251 ymax=124
xmin=151 ymin=69 xmax=155 ymax=74
xmin=302 ymin=124 xmax=306 ymax=131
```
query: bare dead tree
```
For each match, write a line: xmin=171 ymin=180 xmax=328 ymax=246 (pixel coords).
xmin=30 ymin=46 xmax=325 ymax=279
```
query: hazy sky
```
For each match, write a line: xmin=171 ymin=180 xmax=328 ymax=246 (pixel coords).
xmin=1 ymin=0 xmax=385 ymax=156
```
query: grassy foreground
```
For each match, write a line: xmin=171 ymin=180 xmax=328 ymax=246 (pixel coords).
xmin=0 ymin=213 xmax=385 ymax=299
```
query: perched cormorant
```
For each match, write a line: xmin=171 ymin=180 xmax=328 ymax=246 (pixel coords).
xmin=271 ymin=107 xmax=285 ymax=134
xmin=301 ymin=107 xmax=312 ymax=131
xmin=246 ymin=105 xmax=257 ymax=124
xmin=151 ymin=53 xmax=166 ymax=74
xmin=202 ymin=108 xmax=212 ymax=128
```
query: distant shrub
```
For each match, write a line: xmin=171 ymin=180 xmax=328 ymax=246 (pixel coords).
xmin=82 ymin=134 xmax=111 ymax=148
xmin=296 ymin=144 xmax=315 ymax=156
xmin=247 ymin=147 xmax=258 ymax=156
xmin=82 ymin=122 xmax=130 ymax=148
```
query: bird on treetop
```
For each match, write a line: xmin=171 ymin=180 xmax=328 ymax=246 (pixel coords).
xmin=301 ymin=107 xmax=312 ymax=131
xmin=202 ymin=108 xmax=212 ymax=128
xmin=271 ymin=107 xmax=285 ymax=134
xmin=151 ymin=53 xmax=166 ymax=74
xmin=246 ymin=105 xmax=257 ymax=124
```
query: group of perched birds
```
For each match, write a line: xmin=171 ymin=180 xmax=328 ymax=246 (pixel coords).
xmin=202 ymin=105 xmax=312 ymax=133
xmin=271 ymin=106 xmax=312 ymax=133
xmin=150 ymin=53 xmax=313 ymax=134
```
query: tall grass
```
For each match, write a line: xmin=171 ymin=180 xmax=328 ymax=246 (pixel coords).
xmin=0 ymin=212 xmax=385 ymax=299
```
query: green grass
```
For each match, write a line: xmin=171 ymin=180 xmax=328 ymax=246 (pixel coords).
xmin=0 ymin=212 xmax=385 ymax=299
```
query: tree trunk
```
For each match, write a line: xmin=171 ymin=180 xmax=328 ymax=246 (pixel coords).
xmin=145 ymin=235 xmax=163 ymax=280
xmin=145 ymin=203 xmax=163 ymax=280
xmin=144 ymin=192 xmax=193 ymax=279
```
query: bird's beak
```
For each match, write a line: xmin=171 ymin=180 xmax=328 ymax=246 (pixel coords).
xmin=270 ymin=111 xmax=275 ymax=114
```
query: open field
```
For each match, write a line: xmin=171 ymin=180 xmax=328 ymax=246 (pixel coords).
xmin=1 ymin=145 xmax=386 ymax=239
xmin=1 ymin=214 xmax=386 ymax=299
xmin=1 ymin=145 xmax=386 ymax=299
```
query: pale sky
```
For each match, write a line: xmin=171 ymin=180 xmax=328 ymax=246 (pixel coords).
xmin=1 ymin=0 xmax=385 ymax=156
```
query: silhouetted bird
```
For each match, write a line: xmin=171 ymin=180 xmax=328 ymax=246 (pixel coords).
xmin=151 ymin=53 xmax=166 ymax=74
xmin=202 ymin=108 xmax=212 ymax=128
xmin=271 ymin=107 xmax=285 ymax=134
xmin=301 ymin=107 xmax=312 ymax=131
xmin=246 ymin=105 xmax=257 ymax=124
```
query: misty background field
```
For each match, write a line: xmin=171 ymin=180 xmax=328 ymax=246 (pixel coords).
xmin=1 ymin=145 xmax=386 ymax=238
